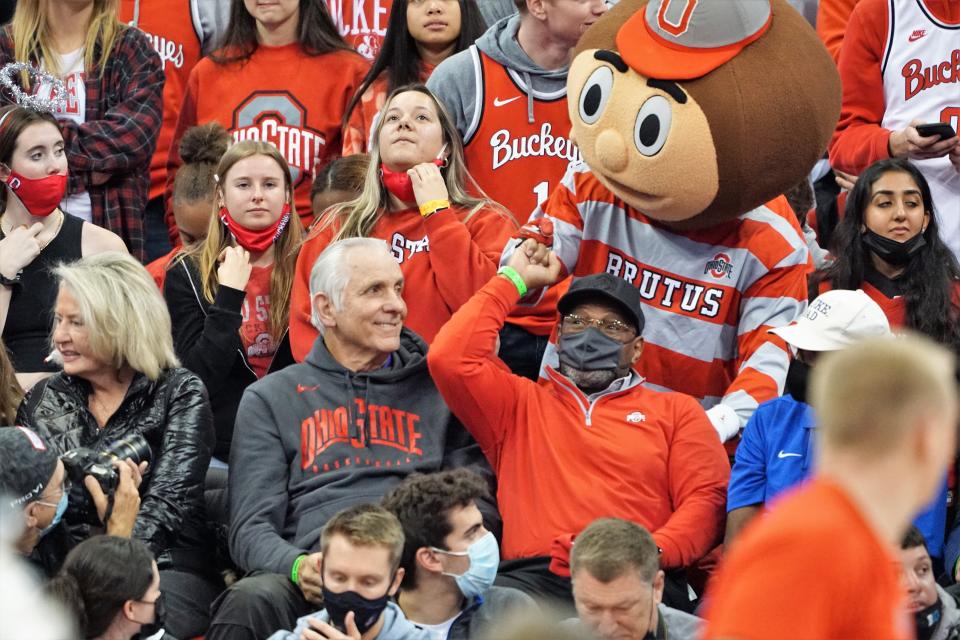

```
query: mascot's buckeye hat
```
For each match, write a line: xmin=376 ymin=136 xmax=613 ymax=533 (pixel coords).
xmin=617 ymin=0 xmax=773 ymax=80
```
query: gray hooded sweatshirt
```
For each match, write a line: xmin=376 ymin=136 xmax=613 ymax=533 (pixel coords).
xmin=228 ymin=329 xmax=492 ymax=576
xmin=268 ymin=602 xmax=430 ymax=640
xmin=427 ymin=14 xmax=571 ymax=139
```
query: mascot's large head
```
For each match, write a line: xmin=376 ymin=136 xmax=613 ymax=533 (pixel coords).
xmin=569 ymin=0 xmax=841 ymax=229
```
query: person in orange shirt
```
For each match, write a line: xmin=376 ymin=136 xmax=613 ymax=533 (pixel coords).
xmin=341 ymin=0 xmax=486 ymax=155
xmin=289 ymin=85 xmax=517 ymax=360
xmin=815 ymin=0 xmax=858 ymax=64
xmin=702 ymin=333 xmax=958 ymax=640
xmin=146 ymin=123 xmax=230 ymax=290
xmin=427 ymin=240 xmax=729 ymax=609
xmin=166 ymin=0 xmax=369 ymax=230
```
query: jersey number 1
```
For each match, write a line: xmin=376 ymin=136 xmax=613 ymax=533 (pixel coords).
xmin=533 ymin=181 xmax=550 ymax=206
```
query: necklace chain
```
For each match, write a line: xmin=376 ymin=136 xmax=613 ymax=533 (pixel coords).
xmin=0 ymin=210 xmax=64 ymax=252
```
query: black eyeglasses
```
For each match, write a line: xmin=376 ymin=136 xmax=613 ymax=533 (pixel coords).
xmin=561 ymin=314 xmax=636 ymax=340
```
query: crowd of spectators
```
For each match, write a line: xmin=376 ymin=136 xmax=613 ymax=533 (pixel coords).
xmin=1 ymin=0 xmax=959 ymax=639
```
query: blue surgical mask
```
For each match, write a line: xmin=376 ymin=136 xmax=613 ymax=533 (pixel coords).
xmin=433 ymin=531 xmax=500 ymax=599
xmin=39 ymin=490 xmax=68 ymax=537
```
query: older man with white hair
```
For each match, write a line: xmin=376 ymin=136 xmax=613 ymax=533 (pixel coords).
xmin=207 ymin=238 xmax=495 ymax=640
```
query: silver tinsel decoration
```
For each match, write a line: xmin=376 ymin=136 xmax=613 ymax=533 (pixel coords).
xmin=0 ymin=62 xmax=67 ymax=115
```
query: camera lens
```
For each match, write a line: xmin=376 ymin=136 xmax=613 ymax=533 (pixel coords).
xmin=104 ymin=433 xmax=152 ymax=466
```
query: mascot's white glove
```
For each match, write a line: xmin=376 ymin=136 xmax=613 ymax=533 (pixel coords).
xmin=706 ymin=404 xmax=741 ymax=442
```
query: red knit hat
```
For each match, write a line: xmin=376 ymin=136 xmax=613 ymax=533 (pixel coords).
xmin=617 ymin=0 xmax=773 ymax=80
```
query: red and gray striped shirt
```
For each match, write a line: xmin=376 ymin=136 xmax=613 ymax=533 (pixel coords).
xmin=528 ymin=161 xmax=811 ymax=430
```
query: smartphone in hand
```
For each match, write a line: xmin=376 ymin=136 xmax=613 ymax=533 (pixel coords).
xmin=915 ymin=122 xmax=957 ymax=140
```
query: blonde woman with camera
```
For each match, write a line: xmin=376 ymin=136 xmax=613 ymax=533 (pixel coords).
xmin=15 ymin=251 xmax=219 ymax=638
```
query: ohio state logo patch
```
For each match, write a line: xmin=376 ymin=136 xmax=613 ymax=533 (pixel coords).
xmin=231 ymin=91 xmax=326 ymax=187
xmin=704 ymin=253 xmax=734 ymax=279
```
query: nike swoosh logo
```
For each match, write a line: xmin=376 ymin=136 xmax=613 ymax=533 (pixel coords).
xmin=909 ymin=34 xmax=923 ymax=42
xmin=297 ymin=384 xmax=321 ymax=393
xmin=777 ymin=450 xmax=802 ymax=459
xmin=493 ymin=96 xmax=521 ymax=107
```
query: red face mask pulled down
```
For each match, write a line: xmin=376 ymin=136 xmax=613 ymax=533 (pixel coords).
xmin=219 ymin=204 xmax=292 ymax=253
xmin=4 ymin=170 xmax=68 ymax=217
xmin=380 ymin=149 xmax=446 ymax=204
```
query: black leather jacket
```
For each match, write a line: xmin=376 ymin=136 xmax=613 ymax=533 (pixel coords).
xmin=17 ymin=367 xmax=214 ymax=568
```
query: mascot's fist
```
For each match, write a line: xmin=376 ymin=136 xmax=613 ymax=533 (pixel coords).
xmin=706 ymin=404 xmax=741 ymax=442
xmin=516 ymin=218 xmax=554 ymax=248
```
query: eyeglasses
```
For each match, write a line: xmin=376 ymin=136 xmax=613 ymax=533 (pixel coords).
xmin=561 ymin=314 xmax=635 ymax=340
xmin=35 ymin=477 xmax=71 ymax=509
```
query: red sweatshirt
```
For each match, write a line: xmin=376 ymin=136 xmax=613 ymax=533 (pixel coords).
xmin=428 ymin=276 xmax=730 ymax=567
xmin=289 ymin=204 xmax=517 ymax=360
xmin=816 ymin=0 xmax=860 ymax=65
xmin=166 ymin=44 xmax=369 ymax=235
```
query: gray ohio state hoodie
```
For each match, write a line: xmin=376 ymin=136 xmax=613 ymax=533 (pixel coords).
xmin=228 ymin=329 xmax=493 ymax=576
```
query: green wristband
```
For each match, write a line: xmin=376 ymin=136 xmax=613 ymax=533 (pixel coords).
xmin=498 ymin=266 xmax=528 ymax=297
xmin=290 ymin=554 xmax=307 ymax=585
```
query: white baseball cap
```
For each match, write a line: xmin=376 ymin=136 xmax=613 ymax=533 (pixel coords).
xmin=769 ymin=289 xmax=892 ymax=351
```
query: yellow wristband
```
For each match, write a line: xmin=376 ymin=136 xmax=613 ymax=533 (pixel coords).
xmin=419 ymin=199 xmax=450 ymax=217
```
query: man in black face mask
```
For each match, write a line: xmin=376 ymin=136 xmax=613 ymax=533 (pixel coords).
xmin=900 ymin=526 xmax=960 ymax=640
xmin=428 ymin=239 xmax=730 ymax=611
xmin=268 ymin=504 xmax=429 ymax=640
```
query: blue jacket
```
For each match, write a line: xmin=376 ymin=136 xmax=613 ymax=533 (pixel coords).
xmin=728 ymin=395 xmax=948 ymax=557
xmin=268 ymin=602 xmax=430 ymax=640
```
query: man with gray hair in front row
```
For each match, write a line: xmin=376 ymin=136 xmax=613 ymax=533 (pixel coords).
xmin=567 ymin=518 xmax=701 ymax=640
xmin=208 ymin=238 xmax=496 ymax=640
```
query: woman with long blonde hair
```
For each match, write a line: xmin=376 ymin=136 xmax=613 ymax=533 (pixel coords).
xmin=289 ymin=84 xmax=517 ymax=361
xmin=16 ymin=251 xmax=216 ymax=638
xmin=164 ymin=140 xmax=301 ymax=461
xmin=0 ymin=0 xmax=163 ymax=260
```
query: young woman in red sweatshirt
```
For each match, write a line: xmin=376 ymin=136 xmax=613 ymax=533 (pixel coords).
xmin=166 ymin=0 xmax=369 ymax=230
xmin=290 ymin=84 xmax=517 ymax=360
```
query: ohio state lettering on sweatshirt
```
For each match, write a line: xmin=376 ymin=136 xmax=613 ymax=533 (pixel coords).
xmin=228 ymin=329 xmax=486 ymax=576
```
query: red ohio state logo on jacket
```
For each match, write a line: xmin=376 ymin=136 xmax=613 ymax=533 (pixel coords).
xmin=300 ymin=398 xmax=424 ymax=471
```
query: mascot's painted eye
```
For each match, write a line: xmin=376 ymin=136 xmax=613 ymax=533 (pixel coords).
xmin=633 ymin=95 xmax=672 ymax=157
xmin=578 ymin=66 xmax=614 ymax=125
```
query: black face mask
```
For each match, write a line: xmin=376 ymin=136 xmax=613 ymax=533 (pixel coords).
xmin=862 ymin=227 xmax=926 ymax=266
xmin=785 ymin=358 xmax=811 ymax=404
xmin=915 ymin=598 xmax=943 ymax=640
xmin=132 ymin=592 xmax=166 ymax=639
xmin=322 ymin=585 xmax=391 ymax=635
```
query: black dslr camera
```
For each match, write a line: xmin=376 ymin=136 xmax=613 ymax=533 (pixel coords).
xmin=62 ymin=433 xmax=152 ymax=493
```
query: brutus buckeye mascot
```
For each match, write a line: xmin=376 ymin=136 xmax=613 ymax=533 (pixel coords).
xmin=516 ymin=0 xmax=842 ymax=442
